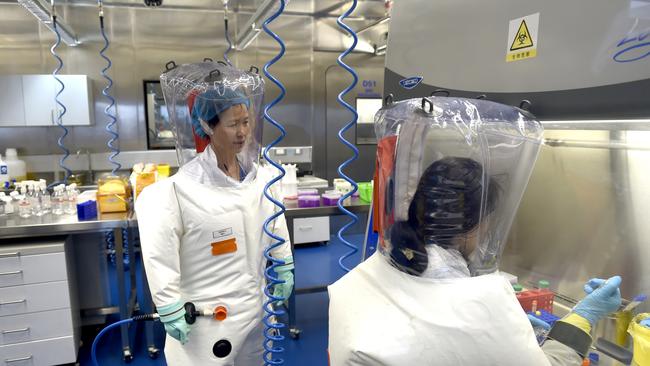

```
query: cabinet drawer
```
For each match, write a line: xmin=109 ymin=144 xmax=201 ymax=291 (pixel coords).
xmin=0 ymin=309 xmax=73 ymax=346
xmin=0 ymin=253 xmax=67 ymax=288
xmin=0 ymin=336 xmax=77 ymax=366
xmin=293 ymin=216 xmax=330 ymax=244
xmin=0 ymin=282 xmax=70 ymax=317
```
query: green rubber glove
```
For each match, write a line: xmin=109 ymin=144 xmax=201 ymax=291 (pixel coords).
xmin=158 ymin=301 xmax=191 ymax=345
xmin=273 ymin=256 xmax=294 ymax=307
xmin=573 ymin=276 xmax=622 ymax=327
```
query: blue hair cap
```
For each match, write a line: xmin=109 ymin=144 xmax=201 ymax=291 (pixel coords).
xmin=191 ymin=88 xmax=250 ymax=139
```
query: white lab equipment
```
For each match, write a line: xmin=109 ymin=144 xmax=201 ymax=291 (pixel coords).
xmin=4 ymin=148 xmax=26 ymax=182
xmin=0 ymin=153 xmax=8 ymax=186
xmin=281 ymin=163 xmax=298 ymax=199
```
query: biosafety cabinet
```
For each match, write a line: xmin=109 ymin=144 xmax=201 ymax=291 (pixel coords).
xmin=0 ymin=238 xmax=80 ymax=365
xmin=0 ymin=75 xmax=94 ymax=127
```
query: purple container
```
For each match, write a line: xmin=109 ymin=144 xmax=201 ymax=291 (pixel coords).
xmin=298 ymin=195 xmax=321 ymax=208
xmin=298 ymin=188 xmax=318 ymax=196
xmin=322 ymin=193 xmax=341 ymax=206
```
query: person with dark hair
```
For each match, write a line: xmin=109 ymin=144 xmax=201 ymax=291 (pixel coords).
xmin=329 ymin=98 xmax=622 ymax=366
xmin=136 ymin=63 xmax=293 ymax=365
xmin=390 ymin=157 xmax=500 ymax=277
xmin=350 ymin=157 xmax=621 ymax=365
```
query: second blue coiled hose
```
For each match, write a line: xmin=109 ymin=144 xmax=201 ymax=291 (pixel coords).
xmin=261 ymin=0 xmax=288 ymax=365
xmin=335 ymin=0 xmax=360 ymax=273
xmin=98 ymin=2 xmax=121 ymax=175
xmin=50 ymin=6 xmax=72 ymax=183
xmin=105 ymin=229 xmax=130 ymax=270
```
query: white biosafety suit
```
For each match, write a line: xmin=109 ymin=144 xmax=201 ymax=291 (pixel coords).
xmin=328 ymin=252 xmax=582 ymax=366
xmin=136 ymin=146 xmax=292 ymax=365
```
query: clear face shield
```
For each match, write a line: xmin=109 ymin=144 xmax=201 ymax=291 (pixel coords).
xmin=374 ymin=97 xmax=544 ymax=277
xmin=160 ymin=61 xmax=264 ymax=169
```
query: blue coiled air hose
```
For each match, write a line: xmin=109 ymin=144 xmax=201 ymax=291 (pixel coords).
xmin=335 ymin=0 xmax=360 ymax=273
xmin=50 ymin=1 xmax=71 ymax=184
xmin=261 ymin=0 xmax=288 ymax=365
xmin=98 ymin=1 xmax=121 ymax=175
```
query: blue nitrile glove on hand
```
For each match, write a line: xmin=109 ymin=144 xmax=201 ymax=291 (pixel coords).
xmin=528 ymin=314 xmax=551 ymax=330
xmin=641 ymin=319 xmax=650 ymax=328
xmin=158 ymin=301 xmax=191 ymax=344
xmin=273 ymin=256 xmax=295 ymax=307
xmin=573 ymin=276 xmax=622 ymax=327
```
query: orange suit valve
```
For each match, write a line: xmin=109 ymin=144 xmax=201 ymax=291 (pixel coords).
xmin=214 ymin=306 xmax=228 ymax=321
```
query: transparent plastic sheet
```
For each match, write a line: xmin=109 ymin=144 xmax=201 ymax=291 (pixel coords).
xmin=159 ymin=61 xmax=264 ymax=170
xmin=374 ymin=97 xmax=544 ymax=277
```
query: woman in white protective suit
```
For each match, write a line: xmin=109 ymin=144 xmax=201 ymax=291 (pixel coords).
xmin=328 ymin=97 xmax=623 ymax=366
xmin=136 ymin=61 xmax=294 ymax=365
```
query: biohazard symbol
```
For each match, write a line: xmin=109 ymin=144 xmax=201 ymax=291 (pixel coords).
xmin=510 ymin=20 xmax=534 ymax=51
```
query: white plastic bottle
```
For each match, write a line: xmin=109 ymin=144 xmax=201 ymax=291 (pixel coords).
xmin=4 ymin=148 xmax=26 ymax=182
xmin=52 ymin=185 xmax=65 ymax=215
xmin=0 ymin=154 xmax=9 ymax=187
xmin=18 ymin=186 xmax=31 ymax=218
xmin=39 ymin=181 xmax=51 ymax=214
xmin=64 ymin=184 xmax=78 ymax=215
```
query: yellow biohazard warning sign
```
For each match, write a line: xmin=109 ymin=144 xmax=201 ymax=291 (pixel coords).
xmin=506 ymin=13 xmax=539 ymax=62
xmin=510 ymin=20 xmax=533 ymax=51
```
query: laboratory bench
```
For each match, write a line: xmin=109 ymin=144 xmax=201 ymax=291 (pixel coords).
xmin=0 ymin=196 xmax=371 ymax=363
xmin=0 ymin=212 xmax=151 ymax=363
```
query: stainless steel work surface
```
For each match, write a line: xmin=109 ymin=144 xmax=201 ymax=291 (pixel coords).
xmin=0 ymin=198 xmax=369 ymax=239
xmin=0 ymin=212 xmax=135 ymax=239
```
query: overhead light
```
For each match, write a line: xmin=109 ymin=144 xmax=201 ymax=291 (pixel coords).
xmin=235 ymin=0 xmax=290 ymax=50
xmin=374 ymin=44 xmax=387 ymax=56
xmin=18 ymin=0 xmax=80 ymax=47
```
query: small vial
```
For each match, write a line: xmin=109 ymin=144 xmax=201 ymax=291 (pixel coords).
xmin=31 ymin=184 xmax=43 ymax=217
xmin=64 ymin=184 xmax=78 ymax=215
xmin=52 ymin=185 xmax=65 ymax=215
xmin=18 ymin=186 xmax=31 ymax=218
xmin=531 ymin=299 xmax=538 ymax=313
xmin=40 ymin=181 xmax=51 ymax=214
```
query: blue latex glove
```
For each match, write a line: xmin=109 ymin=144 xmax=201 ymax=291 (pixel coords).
xmin=273 ymin=256 xmax=294 ymax=307
xmin=640 ymin=319 xmax=650 ymax=328
xmin=528 ymin=314 xmax=551 ymax=330
xmin=573 ymin=276 xmax=622 ymax=327
xmin=157 ymin=301 xmax=191 ymax=344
